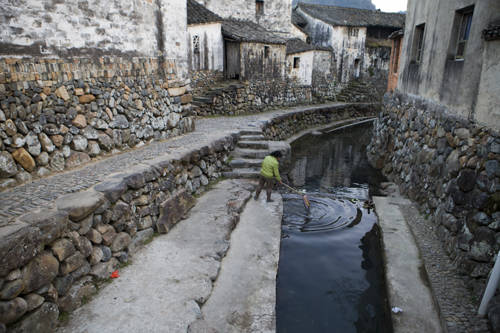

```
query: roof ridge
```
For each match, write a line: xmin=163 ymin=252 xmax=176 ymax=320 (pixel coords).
xmin=298 ymin=2 xmax=404 ymax=16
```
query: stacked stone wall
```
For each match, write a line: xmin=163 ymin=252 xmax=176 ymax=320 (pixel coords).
xmin=193 ymin=77 xmax=345 ymax=116
xmin=0 ymin=133 xmax=236 ymax=332
xmin=367 ymin=92 xmax=500 ymax=297
xmin=262 ymin=103 xmax=379 ymax=140
xmin=0 ymin=57 xmax=194 ymax=191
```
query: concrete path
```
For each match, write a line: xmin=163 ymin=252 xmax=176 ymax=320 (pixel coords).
xmin=192 ymin=195 xmax=282 ymax=333
xmin=57 ymin=179 xmax=282 ymax=333
xmin=374 ymin=193 xmax=444 ymax=333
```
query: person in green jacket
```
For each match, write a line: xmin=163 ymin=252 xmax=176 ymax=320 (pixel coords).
xmin=255 ymin=150 xmax=283 ymax=202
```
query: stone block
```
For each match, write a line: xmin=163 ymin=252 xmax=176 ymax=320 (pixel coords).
xmin=57 ymin=276 xmax=96 ymax=312
xmin=111 ymin=232 xmax=131 ymax=252
xmin=94 ymin=178 xmax=128 ymax=203
xmin=168 ymin=86 xmax=187 ymax=97
xmin=79 ymin=94 xmax=96 ymax=104
xmin=0 ymin=297 xmax=27 ymax=324
xmin=86 ymin=228 xmax=103 ymax=244
xmin=9 ymin=302 xmax=58 ymax=333
xmin=24 ymin=293 xmax=44 ymax=312
xmin=0 ymin=279 xmax=24 ymax=300
xmin=51 ymin=238 xmax=76 ymax=262
xmin=157 ymin=190 xmax=196 ymax=233
xmin=0 ymin=151 xmax=18 ymax=177
xmin=56 ymin=190 xmax=106 ymax=222
xmin=129 ymin=228 xmax=154 ymax=254
xmin=21 ymin=252 xmax=59 ymax=294
xmin=55 ymin=86 xmax=70 ymax=101
xmin=89 ymin=258 xmax=118 ymax=280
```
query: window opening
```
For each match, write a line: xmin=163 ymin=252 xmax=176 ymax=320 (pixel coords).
xmin=455 ymin=7 xmax=473 ymax=59
xmin=412 ymin=23 xmax=425 ymax=63
xmin=192 ymin=35 xmax=200 ymax=54
xmin=293 ymin=57 xmax=300 ymax=68
xmin=264 ymin=46 xmax=270 ymax=58
xmin=256 ymin=0 xmax=264 ymax=16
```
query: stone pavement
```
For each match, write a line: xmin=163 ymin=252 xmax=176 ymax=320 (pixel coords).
xmin=57 ymin=179 xmax=282 ymax=333
xmin=0 ymin=103 xmax=342 ymax=224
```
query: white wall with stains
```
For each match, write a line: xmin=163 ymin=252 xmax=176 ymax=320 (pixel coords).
xmin=287 ymin=51 xmax=314 ymax=85
xmin=188 ymin=23 xmax=224 ymax=72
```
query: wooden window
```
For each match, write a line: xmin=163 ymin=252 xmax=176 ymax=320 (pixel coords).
xmin=454 ymin=7 xmax=474 ymax=60
xmin=192 ymin=35 xmax=200 ymax=54
xmin=256 ymin=0 xmax=264 ymax=16
xmin=412 ymin=23 xmax=425 ymax=63
xmin=293 ymin=57 xmax=300 ymax=69
xmin=264 ymin=46 xmax=270 ymax=58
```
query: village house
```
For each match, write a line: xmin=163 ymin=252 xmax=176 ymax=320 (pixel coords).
xmin=293 ymin=3 xmax=405 ymax=83
xmin=286 ymin=38 xmax=333 ymax=86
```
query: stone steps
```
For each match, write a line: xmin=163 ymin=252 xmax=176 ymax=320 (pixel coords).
xmin=239 ymin=135 xmax=266 ymax=141
xmin=229 ymin=158 xmax=262 ymax=168
xmin=222 ymin=168 xmax=260 ymax=179
xmin=239 ymin=129 xmax=263 ymax=136
xmin=232 ymin=148 xmax=269 ymax=159
xmin=237 ymin=141 xmax=269 ymax=149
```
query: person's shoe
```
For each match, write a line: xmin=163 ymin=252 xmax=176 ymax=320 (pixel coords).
xmin=254 ymin=195 xmax=259 ymax=200
xmin=267 ymin=199 xmax=274 ymax=203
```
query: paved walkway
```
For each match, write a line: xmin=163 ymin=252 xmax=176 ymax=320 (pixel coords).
xmin=0 ymin=103 xmax=342 ymax=224
xmin=57 ymin=179 xmax=282 ymax=333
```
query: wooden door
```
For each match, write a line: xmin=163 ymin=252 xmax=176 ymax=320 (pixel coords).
xmin=225 ymin=41 xmax=241 ymax=80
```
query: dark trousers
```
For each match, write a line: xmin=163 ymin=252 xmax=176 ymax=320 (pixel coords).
xmin=255 ymin=175 xmax=275 ymax=201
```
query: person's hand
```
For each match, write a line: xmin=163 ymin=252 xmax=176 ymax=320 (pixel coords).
xmin=279 ymin=180 xmax=283 ymax=185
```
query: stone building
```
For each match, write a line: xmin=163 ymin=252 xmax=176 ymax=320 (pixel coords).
xmin=367 ymin=0 xmax=500 ymax=326
xmin=0 ymin=0 xmax=194 ymax=189
xmin=286 ymin=38 xmax=333 ymax=86
xmin=293 ymin=3 xmax=405 ymax=83
xmin=195 ymin=0 xmax=293 ymax=37
xmin=386 ymin=29 xmax=403 ymax=92
xmin=221 ymin=19 xmax=287 ymax=81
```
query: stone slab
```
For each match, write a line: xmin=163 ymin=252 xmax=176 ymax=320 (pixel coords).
xmin=374 ymin=195 xmax=444 ymax=333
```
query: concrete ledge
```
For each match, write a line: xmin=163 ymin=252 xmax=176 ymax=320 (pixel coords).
xmin=374 ymin=195 xmax=444 ymax=333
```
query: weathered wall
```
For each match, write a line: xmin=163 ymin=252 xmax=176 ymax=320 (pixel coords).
xmin=287 ymin=51 xmax=314 ymax=85
xmin=240 ymin=43 xmax=286 ymax=80
xmin=475 ymin=39 xmax=500 ymax=127
xmin=291 ymin=25 xmax=309 ymax=42
xmin=368 ymin=92 xmax=500 ymax=298
xmin=0 ymin=0 xmax=194 ymax=190
xmin=0 ymin=133 xmax=237 ymax=332
xmin=311 ymin=51 xmax=338 ymax=101
xmin=399 ymin=0 xmax=500 ymax=127
xmin=198 ymin=0 xmax=293 ymax=34
xmin=187 ymin=23 xmax=224 ymax=72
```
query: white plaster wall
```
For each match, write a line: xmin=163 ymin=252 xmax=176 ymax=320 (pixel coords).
xmin=0 ymin=0 xmax=158 ymax=56
xmin=475 ymin=40 xmax=500 ymax=129
xmin=398 ymin=0 xmax=500 ymax=121
xmin=198 ymin=0 xmax=292 ymax=34
xmin=331 ymin=26 xmax=366 ymax=82
xmin=188 ymin=23 xmax=224 ymax=71
xmin=162 ymin=0 xmax=189 ymax=81
xmin=291 ymin=26 xmax=309 ymax=42
xmin=287 ymin=51 xmax=314 ymax=85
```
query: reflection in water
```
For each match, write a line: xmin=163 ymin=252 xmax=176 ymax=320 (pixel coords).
xmin=276 ymin=122 xmax=392 ymax=333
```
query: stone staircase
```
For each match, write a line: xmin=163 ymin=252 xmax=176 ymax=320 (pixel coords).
xmin=336 ymin=79 xmax=379 ymax=103
xmin=223 ymin=130 xmax=268 ymax=179
xmin=192 ymin=80 xmax=245 ymax=115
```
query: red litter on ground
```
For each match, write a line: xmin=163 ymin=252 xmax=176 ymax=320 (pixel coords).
xmin=110 ymin=270 xmax=120 ymax=279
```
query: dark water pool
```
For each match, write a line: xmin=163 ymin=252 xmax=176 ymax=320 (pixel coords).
xmin=276 ymin=121 xmax=392 ymax=333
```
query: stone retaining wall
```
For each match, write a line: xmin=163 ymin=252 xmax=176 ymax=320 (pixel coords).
xmin=0 ymin=134 xmax=236 ymax=332
xmin=0 ymin=57 xmax=194 ymax=191
xmin=193 ymin=77 xmax=344 ymax=117
xmin=262 ymin=103 xmax=379 ymax=140
xmin=367 ymin=92 xmax=500 ymax=297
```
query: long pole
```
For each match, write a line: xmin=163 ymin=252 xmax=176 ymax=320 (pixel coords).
xmin=478 ymin=251 xmax=500 ymax=316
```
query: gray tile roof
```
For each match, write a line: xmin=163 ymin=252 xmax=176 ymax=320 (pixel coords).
xmin=222 ymin=19 xmax=287 ymax=44
xmin=187 ymin=0 xmax=222 ymax=25
xmin=388 ymin=29 xmax=404 ymax=39
xmin=286 ymin=38 xmax=331 ymax=54
xmin=296 ymin=3 xmax=405 ymax=28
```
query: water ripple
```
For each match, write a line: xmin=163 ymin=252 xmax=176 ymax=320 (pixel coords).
xmin=282 ymin=194 xmax=363 ymax=233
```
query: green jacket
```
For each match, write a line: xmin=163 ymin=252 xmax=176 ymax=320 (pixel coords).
xmin=260 ymin=155 xmax=281 ymax=181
